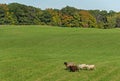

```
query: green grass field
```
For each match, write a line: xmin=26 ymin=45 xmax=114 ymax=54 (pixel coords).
xmin=0 ymin=25 xmax=120 ymax=81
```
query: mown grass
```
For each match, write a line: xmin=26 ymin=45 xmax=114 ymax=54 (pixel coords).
xmin=0 ymin=25 xmax=120 ymax=81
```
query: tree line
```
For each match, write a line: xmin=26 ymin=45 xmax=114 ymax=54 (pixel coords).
xmin=0 ymin=3 xmax=120 ymax=28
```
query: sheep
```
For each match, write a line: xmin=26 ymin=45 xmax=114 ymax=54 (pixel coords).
xmin=69 ymin=65 xmax=79 ymax=72
xmin=78 ymin=64 xmax=87 ymax=70
xmin=64 ymin=62 xmax=75 ymax=70
xmin=86 ymin=65 xmax=95 ymax=70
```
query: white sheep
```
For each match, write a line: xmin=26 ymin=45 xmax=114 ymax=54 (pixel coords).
xmin=78 ymin=64 xmax=87 ymax=70
xmin=86 ymin=65 xmax=95 ymax=70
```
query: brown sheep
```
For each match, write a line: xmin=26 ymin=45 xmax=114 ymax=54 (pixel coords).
xmin=69 ymin=65 xmax=79 ymax=72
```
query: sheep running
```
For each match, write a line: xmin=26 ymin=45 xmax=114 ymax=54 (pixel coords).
xmin=78 ymin=64 xmax=95 ymax=70
xmin=86 ymin=65 xmax=95 ymax=70
xmin=64 ymin=62 xmax=95 ymax=72
xmin=78 ymin=64 xmax=87 ymax=70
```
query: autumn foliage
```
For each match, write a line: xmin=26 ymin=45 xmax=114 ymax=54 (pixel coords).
xmin=0 ymin=3 xmax=120 ymax=28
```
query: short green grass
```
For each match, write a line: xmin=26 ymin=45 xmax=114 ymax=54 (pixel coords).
xmin=0 ymin=25 xmax=120 ymax=81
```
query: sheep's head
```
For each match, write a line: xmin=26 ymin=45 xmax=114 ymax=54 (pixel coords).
xmin=64 ymin=62 xmax=67 ymax=66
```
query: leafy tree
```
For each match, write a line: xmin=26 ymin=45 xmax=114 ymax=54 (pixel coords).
xmin=45 ymin=9 xmax=62 ymax=26
xmin=61 ymin=6 xmax=78 ymax=16
xmin=39 ymin=10 xmax=52 ymax=25
xmin=107 ymin=13 xmax=120 ymax=28
xmin=115 ymin=13 xmax=120 ymax=27
xmin=60 ymin=6 xmax=81 ymax=27
xmin=79 ymin=10 xmax=97 ymax=28
xmin=60 ymin=14 xmax=74 ymax=27
xmin=89 ymin=10 xmax=109 ymax=28
xmin=8 ymin=3 xmax=42 ymax=25
xmin=0 ymin=4 xmax=14 ymax=24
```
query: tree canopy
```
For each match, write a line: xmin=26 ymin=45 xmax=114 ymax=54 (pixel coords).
xmin=0 ymin=3 xmax=120 ymax=28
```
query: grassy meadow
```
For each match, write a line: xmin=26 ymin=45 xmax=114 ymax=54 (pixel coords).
xmin=0 ymin=25 xmax=120 ymax=81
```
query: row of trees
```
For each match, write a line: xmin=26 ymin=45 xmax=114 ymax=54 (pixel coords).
xmin=0 ymin=3 xmax=120 ymax=28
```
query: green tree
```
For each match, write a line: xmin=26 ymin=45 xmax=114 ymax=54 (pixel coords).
xmin=45 ymin=9 xmax=62 ymax=26
xmin=0 ymin=4 xmax=15 ymax=24
xmin=8 ymin=3 xmax=42 ymax=25
xmin=61 ymin=6 xmax=78 ymax=16
xmin=79 ymin=10 xmax=97 ymax=28
xmin=39 ymin=10 xmax=52 ymax=25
